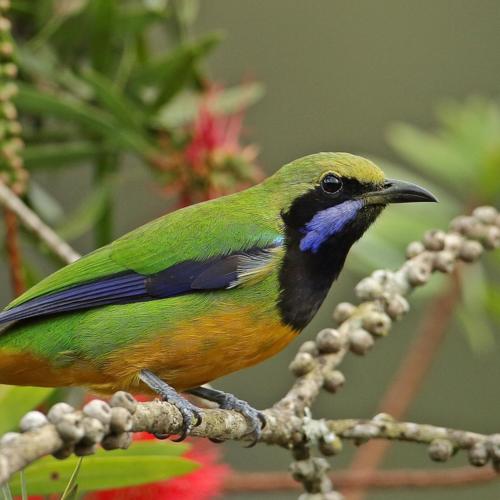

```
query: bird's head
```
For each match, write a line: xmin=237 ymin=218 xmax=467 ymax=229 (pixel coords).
xmin=267 ymin=152 xmax=437 ymax=254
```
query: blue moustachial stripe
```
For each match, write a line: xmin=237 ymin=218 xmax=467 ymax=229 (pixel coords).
xmin=300 ymin=199 xmax=364 ymax=253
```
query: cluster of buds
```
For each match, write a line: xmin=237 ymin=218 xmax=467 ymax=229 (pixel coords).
xmin=290 ymin=444 xmax=342 ymax=500
xmin=428 ymin=433 xmax=500 ymax=469
xmin=290 ymin=327 xmax=347 ymax=394
xmin=329 ymin=412 xmax=500 ymax=472
xmin=0 ymin=391 xmax=138 ymax=483
xmin=326 ymin=205 xmax=500 ymax=356
xmin=0 ymin=0 xmax=26 ymax=194
xmin=285 ymin=205 xmax=500 ymax=487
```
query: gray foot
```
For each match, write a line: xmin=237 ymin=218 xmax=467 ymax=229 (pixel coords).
xmin=189 ymin=386 xmax=265 ymax=446
xmin=140 ymin=369 xmax=202 ymax=441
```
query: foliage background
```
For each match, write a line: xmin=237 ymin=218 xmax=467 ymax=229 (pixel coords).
xmin=1 ymin=1 xmax=500 ymax=499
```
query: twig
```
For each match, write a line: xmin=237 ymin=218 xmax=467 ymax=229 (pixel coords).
xmin=0 ymin=182 xmax=80 ymax=264
xmin=3 ymin=208 xmax=25 ymax=296
xmin=223 ymin=467 xmax=499 ymax=492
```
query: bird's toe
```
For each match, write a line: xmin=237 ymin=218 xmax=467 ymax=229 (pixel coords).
xmin=219 ymin=394 xmax=265 ymax=445
xmin=168 ymin=398 xmax=203 ymax=441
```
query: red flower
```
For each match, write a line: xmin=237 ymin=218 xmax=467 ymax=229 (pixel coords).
xmin=151 ymin=85 xmax=263 ymax=207
xmin=86 ymin=431 xmax=229 ymax=500
xmin=185 ymin=98 xmax=244 ymax=170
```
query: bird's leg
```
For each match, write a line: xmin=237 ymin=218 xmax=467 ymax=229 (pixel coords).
xmin=188 ymin=386 xmax=266 ymax=446
xmin=139 ymin=369 xmax=202 ymax=441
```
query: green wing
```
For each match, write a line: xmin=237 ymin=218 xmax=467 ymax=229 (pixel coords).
xmin=7 ymin=187 xmax=282 ymax=310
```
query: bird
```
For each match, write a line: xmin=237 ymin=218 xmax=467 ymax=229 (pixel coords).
xmin=0 ymin=152 xmax=437 ymax=440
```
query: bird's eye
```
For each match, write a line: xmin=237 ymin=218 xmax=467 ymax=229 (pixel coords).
xmin=321 ymin=174 xmax=342 ymax=194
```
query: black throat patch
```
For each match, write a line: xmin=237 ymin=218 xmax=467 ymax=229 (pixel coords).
xmin=277 ymin=184 xmax=383 ymax=331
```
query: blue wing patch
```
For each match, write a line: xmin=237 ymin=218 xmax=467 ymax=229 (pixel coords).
xmin=0 ymin=243 xmax=282 ymax=328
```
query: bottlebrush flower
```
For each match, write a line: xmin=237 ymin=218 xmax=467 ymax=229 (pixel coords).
xmin=151 ymin=86 xmax=263 ymax=207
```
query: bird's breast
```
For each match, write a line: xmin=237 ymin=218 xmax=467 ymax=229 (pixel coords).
xmin=105 ymin=304 xmax=298 ymax=393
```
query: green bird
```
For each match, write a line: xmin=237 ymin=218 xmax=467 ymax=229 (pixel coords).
xmin=0 ymin=153 xmax=436 ymax=440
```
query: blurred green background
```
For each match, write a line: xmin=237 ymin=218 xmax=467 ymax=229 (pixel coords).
xmin=1 ymin=1 xmax=500 ymax=499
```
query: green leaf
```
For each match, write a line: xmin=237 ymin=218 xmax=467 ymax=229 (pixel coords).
xmin=15 ymin=84 xmax=153 ymax=154
xmin=18 ymin=258 xmax=44 ymax=290
xmin=132 ymin=33 xmax=223 ymax=109
xmin=458 ymin=265 xmax=496 ymax=354
xmin=0 ymin=386 xmax=55 ymax=434
xmin=457 ymin=306 xmax=496 ymax=355
xmin=26 ymin=1 xmax=89 ymax=50
xmin=387 ymin=123 xmax=472 ymax=193
xmin=60 ymin=457 xmax=82 ymax=500
xmin=485 ymin=284 xmax=500 ymax=324
xmin=436 ymin=97 xmax=500 ymax=156
xmin=11 ymin=1 xmax=35 ymax=15
xmin=108 ymin=440 xmax=189 ymax=457
xmin=56 ymin=183 xmax=111 ymax=241
xmin=350 ymin=231 xmax=403 ymax=271
xmin=174 ymin=0 xmax=200 ymax=32
xmin=376 ymin=157 xmax=461 ymax=211
xmin=18 ymin=46 xmax=93 ymax=100
xmin=114 ymin=5 xmax=171 ymax=35
xmin=88 ymin=0 xmax=117 ymax=73
xmin=1 ymin=484 xmax=13 ymax=500
xmin=156 ymin=82 xmax=264 ymax=128
xmin=8 ymin=447 xmax=198 ymax=496
xmin=19 ymin=471 xmax=27 ymax=500
xmin=211 ymin=82 xmax=265 ymax=115
xmin=27 ymin=182 xmax=65 ymax=225
xmin=23 ymin=141 xmax=104 ymax=170
xmin=82 ymin=69 xmax=148 ymax=129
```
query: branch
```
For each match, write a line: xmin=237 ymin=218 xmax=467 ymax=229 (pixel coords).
xmin=0 ymin=193 xmax=499 ymax=497
xmin=1 ymin=400 xmax=500 ymax=483
xmin=345 ymin=267 xmax=462 ymax=499
xmin=224 ymin=467 xmax=499 ymax=492
xmin=3 ymin=207 xmax=26 ymax=295
xmin=0 ymin=182 xmax=80 ymax=264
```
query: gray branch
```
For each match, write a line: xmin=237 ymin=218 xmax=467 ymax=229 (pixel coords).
xmin=0 ymin=182 xmax=80 ymax=264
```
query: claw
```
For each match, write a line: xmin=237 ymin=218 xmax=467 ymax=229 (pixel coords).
xmin=172 ymin=432 xmax=188 ymax=442
xmin=139 ymin=369 xmax=203 ymax=441
xmin=244 ymin=437 xmax=259 ymax=448
xmin=194 ymin=411 xmax=203 ymax=427
xmin=187 ymin=386 xmax=265 ymax=446
xmin=154 ymin=433 xmax=169 ymax=440
xmin=219 ymin=395 xmax=264 ymax=445
xmin=258 ymin=411 xmax=267 ymax=429
xmin=209 ymin=437 xmax=225 ymax=444
xmin=167 ymin=401 xmax=201 ymax=440
xmin=243 ymin=418 xmax=262 ymax=447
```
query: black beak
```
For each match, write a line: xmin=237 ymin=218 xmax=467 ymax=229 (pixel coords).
xmin=363 ymin=179 xmax=438 ymax=205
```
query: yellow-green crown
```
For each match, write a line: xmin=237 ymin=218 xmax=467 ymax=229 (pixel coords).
xmin=264 ymin=152 xmax=385 ymax=207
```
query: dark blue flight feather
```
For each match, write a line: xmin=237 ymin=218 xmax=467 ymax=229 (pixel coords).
xmin=0 ymin=243 xmax=281 ymax=327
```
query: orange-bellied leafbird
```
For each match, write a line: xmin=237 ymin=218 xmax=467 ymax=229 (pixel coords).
xmin=0 ymin=153 xmax=436 ymax=439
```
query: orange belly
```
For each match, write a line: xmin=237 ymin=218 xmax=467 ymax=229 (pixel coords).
xmin=104 ymin=307 xmax=298 ymax=393
xmin=0 ymin=308 xmax=297 ymax=395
